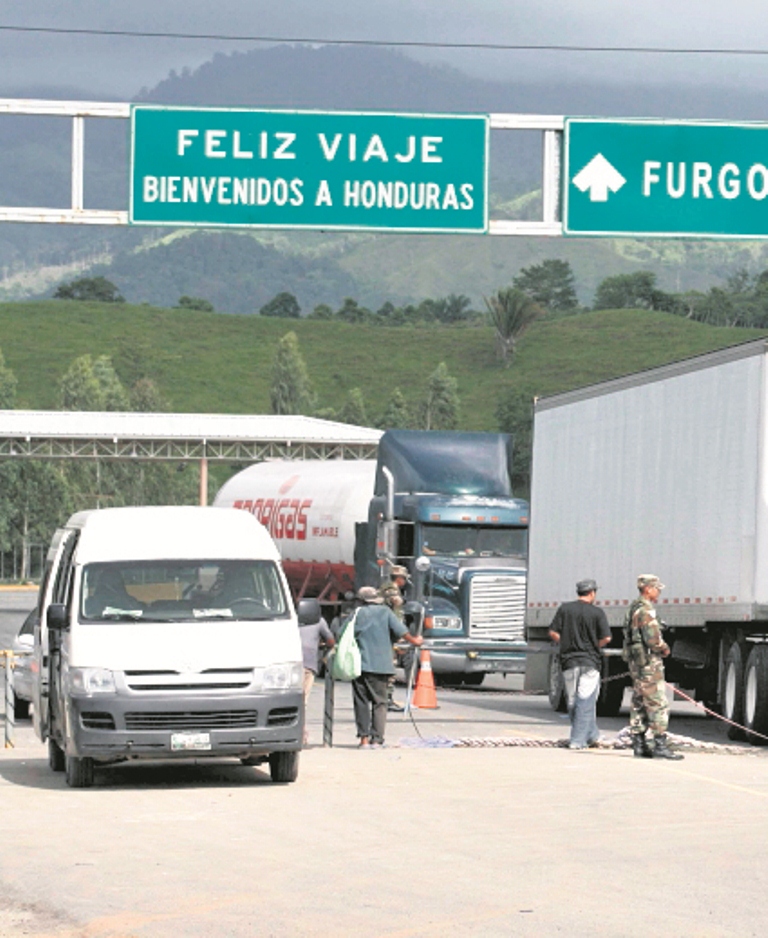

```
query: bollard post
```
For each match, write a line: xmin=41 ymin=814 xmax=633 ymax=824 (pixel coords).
xmin=404 ymin=604 xmax=426 ymax=716
xmin=3 ymin=652 xmax=14 ymax=749
xmin=323 ymin=651 xmax=335 ymax=747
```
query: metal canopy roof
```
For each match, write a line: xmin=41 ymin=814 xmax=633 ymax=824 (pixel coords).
xmin=0 ymin=411 xmax=382 ymax=461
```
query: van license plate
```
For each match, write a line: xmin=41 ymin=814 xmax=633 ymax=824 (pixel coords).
xmin=171 ymin=732 xmax=211 ymax=751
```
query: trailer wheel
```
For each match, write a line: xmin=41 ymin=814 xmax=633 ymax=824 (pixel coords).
xmin=48 ymin=737 xmax=65 ymax=772
xmin=724 ymin=642 xmax=747 ymax=741
xmin=548 ymin=655 xmax=567 ymax=712
xmin=744 ymin=645 xmax=768 ymax=745
xmin=268 ymin=750 xmax=299 ymax=783
xmin=596 ymin=658 xmax=626 ymax=717
xmin=65 ymin=755 xmax=95 ymax=788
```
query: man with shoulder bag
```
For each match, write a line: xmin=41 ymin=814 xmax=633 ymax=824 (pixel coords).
xmin=351 ymin=586 xmax=423 ymax=749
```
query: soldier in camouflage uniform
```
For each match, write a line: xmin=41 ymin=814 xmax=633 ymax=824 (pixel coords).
xmin=623 ymin=574 xmax=683 ymax=760
xmin=378 ymin=565 xmax=410 ymax=712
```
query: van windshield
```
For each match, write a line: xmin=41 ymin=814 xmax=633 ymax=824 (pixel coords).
xmin=80 ymin=560 xmax=290 ymax=622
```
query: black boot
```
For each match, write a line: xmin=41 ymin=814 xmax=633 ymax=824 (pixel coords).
xmin=631 ymin=733 xmax=653 ymax=758
xmin=651 ymin=734 xmax=684 ymax=760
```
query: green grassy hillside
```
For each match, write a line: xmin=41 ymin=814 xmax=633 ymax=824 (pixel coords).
xmin=0 ymin=301 xmax=764 ymax=431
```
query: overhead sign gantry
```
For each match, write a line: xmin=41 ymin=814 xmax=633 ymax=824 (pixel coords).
xmin=0 ymin=98 xmax=562 ymax=236
xmin=6 ymin=97 xmax=768 ymax=241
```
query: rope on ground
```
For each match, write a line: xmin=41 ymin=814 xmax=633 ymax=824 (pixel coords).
xmin=666 ymin=682 xmax=768 ymax=743
xmin=397 ymin=730 xmax=757 ymax=755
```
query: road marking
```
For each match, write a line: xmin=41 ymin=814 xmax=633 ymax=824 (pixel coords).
xmin=664 ymin=764 xmax=768 ymax=798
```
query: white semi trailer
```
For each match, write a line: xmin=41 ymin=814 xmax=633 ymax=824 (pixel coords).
xmin=525 ymin=338 xmax=768 ymax=740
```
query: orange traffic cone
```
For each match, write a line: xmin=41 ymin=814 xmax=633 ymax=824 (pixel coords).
xmin=412 ymin=648 xmax=438 ymax=709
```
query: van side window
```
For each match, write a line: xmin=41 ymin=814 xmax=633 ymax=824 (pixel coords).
xmin=52 ymin=531 xmax=78 ymax=605
xmin=37 ymin=528 xmax=68 ymax=616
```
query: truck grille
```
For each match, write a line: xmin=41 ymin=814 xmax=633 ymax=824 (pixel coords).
xmin=468 ymin=574 xmax=526 ymax=640
xmin=124 ymin=710 xmax=258 ymax=731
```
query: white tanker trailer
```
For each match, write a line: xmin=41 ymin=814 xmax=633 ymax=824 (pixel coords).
xmin=214 ymin=430 xmax=529 ymax=683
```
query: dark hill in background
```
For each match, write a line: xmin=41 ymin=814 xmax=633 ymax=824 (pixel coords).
xmin=3 ymin=47 xmax=768 ymax=310
xmin=92 ymin=231 xmax=358 ymax=314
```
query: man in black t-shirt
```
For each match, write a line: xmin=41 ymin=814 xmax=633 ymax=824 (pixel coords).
xmin=549 ymin=579 xmax=612 ymax=749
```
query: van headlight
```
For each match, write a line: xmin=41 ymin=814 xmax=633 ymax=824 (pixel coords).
xmin=432 ymin=615 xmax=462 ymax=631
xmin=258 ymin=663 xmax=303 ymax=692
xmin=68 ymin=668 xmax=116 ymax=695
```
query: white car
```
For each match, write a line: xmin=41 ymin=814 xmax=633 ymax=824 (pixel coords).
xmin=11 ymin=609 xmax=36 ymax=720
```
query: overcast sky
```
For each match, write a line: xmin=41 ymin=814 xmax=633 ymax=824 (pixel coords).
xmin=2 ymin=1 xmax=768 ymax=98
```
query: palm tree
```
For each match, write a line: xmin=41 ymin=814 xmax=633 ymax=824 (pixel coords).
xmin=484 ymin=287 xmax=544 ymax=366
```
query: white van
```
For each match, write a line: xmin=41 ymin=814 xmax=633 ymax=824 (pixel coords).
xmin=32 ymin=506 xmax=304 ymax=787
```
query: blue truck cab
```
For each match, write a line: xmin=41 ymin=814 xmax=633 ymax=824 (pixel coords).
xmin=357 ymin=430 xmax=529 ymax=683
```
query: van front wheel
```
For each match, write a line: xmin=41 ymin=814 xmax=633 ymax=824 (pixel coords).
xmin=268 ymin=750 xmax=299 ymax=783
xmin=65 ymin=755 xmax=94 ymax=788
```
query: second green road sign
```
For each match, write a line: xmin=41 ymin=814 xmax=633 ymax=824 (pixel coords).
xmin=130 ymin=106 xmax=488 ymax=233
xmin=565 ymin=118 xmax=768 ymax=239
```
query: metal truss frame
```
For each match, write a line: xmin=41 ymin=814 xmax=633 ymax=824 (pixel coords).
xmin=0 ymin=98 xmax=564 ymax=235
xmin=0 ymin=436 xmax=379 ymax=462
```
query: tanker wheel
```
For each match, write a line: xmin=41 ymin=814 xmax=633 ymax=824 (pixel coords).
xmin=724 ymin=642 xmax=747 ymax=741
xmin=744 ymin=645 xmax=768 ymax=745
xmin=548 ymin=655 xmax=567 ymax=712
xmin=462 ymin=673 xmax=485 ymax=687
xmin=436 ymin=673 xmax=463 ymax=687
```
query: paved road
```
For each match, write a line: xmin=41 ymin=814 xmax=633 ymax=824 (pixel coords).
xmin=2 ymin=590 xmax=767 ymax=936
xmin=0 ymin=586 xmax=37 ymax=649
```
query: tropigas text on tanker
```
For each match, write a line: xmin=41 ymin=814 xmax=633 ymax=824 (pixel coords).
xmin=140 ymin=127 xmax=477 ymax=213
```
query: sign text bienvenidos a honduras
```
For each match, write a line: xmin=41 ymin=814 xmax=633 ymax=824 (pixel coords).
xmin=130 ymin=107 xmax=488 ymax=233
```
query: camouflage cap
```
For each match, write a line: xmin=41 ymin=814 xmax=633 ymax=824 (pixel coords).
xmin=576 ymin=579 xmax=598 ymax=595
xmin=637 ymin=574 xmax=665 ymax=591
xmin=390 ymin=564 xmax=411 ymax=581
xmin=357 ymin=585 xmax=384 ymax=604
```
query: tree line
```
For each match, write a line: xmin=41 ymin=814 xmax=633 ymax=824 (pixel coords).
xmin=0 ymin=350 xmax=197 ymax=578
xmin=256 ymin=260 xmax=768 ymax=331
xmin=60 ymin=258 xmax=768 ymax=333
xmin=269 ymin=332 xmax=461 ymax=432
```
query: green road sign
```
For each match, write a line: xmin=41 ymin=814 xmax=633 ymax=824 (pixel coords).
xmin=564 ymin=118 xmax=768 ymax=239
xmin=130 ymin=106 xmax=488 ymax=233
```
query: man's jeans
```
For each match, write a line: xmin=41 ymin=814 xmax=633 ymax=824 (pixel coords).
xmin=562 ymin=666 xmax=600 ymax=748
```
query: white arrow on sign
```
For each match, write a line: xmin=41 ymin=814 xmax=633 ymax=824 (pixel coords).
xmin=572 ymin=153 xmax=626 ymax=202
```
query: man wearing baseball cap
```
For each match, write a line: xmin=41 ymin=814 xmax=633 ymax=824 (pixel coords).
xmin=622 ymin=575 xmax=683 ymax=760
xmin=351 ymin=585 xmax=423 ymax=748
xmin=548 ymin=579 xmax=612 ymax=749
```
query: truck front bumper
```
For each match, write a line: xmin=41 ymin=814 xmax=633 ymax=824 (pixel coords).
xmin=65 ymin=689 xmax=303 ymax=763
xmin=426 ymin=641 xmax=527 ymax=676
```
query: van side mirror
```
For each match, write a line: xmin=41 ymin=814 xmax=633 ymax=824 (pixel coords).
xmin=297 ymin=598 xmax=322 ymax=625
xmin=47 ymin=604 xmax=68 ymax=632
